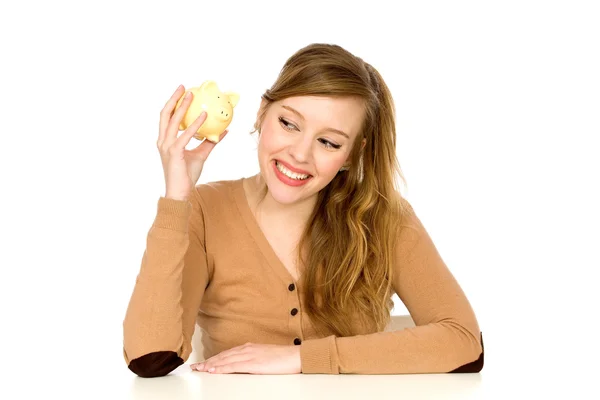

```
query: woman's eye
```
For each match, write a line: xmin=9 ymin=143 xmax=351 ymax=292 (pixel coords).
xmin=279 ymin=117 xmax=295 ymax=131
xmin=318 ymin=139 xmax=341 ymax=149
xmin=278 ymin=117 xmax=341 ymax=150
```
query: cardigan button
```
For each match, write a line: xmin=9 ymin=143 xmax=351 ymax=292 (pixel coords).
xmin=294 ymin=338 xmax=302 ymax=345
xmin=290 ymin=308 xmax=298 ymax=316
xmin=288 ymin=283 xmax=295 ymax=291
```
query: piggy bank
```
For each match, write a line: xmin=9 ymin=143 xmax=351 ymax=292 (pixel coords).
xmin=175 ymin=80 xmax=239 ymax=143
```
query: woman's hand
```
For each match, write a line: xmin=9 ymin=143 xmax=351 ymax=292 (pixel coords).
xmin=191 ymin=343 xmax=301 ymax=375
xmin=158 ymin=85 xmax=228 ymax=201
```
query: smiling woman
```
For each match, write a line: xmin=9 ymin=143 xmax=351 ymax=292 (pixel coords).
xmin=249 ymin=45 xmax=414 ymax=338
xmin=122 ymin=42 xmax=483 ymax=378
xmin=253 ymin=94 xmax=367 ymax=205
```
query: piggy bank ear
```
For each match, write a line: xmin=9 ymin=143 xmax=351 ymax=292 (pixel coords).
xmin=224 ymin=92 xmax=239 ymax=108
xmin=199 ymin=80 xmax=219 ymax=93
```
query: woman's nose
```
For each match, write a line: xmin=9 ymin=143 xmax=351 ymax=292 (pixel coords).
xmin=288 ymin=136 xmax=313 ymax=163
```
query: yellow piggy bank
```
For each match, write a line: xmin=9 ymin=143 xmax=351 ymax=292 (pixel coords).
xmin=175 ymin=80 xmax=239 ymax=143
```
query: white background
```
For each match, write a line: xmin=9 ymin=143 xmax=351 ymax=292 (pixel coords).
xmin=1 ymin=0 xmax=598 ymax=397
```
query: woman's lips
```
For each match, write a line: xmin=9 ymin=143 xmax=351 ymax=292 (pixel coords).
xmin=275 ymin=159 xmax=312 ymax=176
xmin=272 ymin=160 xmax=313 ymax=187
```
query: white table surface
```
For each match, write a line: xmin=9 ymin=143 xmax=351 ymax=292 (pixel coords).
xmin=14 ymin=361 xmax=589 ymax=400
xmin=127 ymin=365 xmax=485 ymax=400
xmin=7 ymin=319 xmax=598 ymax=400
xmin=6 ymin=356 xmax=597 ymax=400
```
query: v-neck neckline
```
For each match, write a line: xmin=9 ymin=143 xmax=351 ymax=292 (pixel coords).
xmin=232 ymin=175 xmax=300 ymax=288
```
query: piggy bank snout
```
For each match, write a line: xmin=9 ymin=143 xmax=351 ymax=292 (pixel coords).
xmin=213 ymin=106 xmax=232 ymax=121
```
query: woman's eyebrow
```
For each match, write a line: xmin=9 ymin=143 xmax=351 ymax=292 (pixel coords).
xmin=281 ymin=105 xmax=350 ymax=139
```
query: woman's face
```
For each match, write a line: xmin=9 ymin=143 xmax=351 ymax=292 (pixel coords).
xmin=257 ymin=95 xmax=365 ymax=205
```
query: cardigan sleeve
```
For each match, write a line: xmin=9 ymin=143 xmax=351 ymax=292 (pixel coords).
xmin=122 ymin=187 xmax=210 ymax=377
xmin=300 ymin=200 xmax=483 ymax=374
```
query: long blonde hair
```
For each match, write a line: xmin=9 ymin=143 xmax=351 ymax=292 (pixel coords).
xmin=251 ymin=43 xmax=412 ymax=337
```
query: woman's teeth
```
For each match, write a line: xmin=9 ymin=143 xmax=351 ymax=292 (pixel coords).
xmin=276 ymin=161 xmax=310 ymax=180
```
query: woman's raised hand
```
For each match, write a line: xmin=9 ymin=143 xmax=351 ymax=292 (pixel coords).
xmin=157 ymin=85 xmax=228 ymax=201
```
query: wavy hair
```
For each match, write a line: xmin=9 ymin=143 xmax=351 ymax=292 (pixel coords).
xmin=250 ymin=43 xmax=412 ymax=337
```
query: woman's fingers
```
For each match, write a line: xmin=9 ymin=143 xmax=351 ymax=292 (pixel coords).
xmin=191 ymin=343 xmax=251 ymax=371
xmin=217 ymin=129 xmax=229 ymax=142
xmin=186 ymin=129 xmax=228 ymax=160
xmin=193 ymin=353 xmax=251 ymax=372
xmin=208 ymin=361 xmax=251 ymax=374
xmin=174 ymin=111 xmax=207 ymax=150
xmin=158 ymin=85 xmax=184 ymax=146
xmin=158 ymin=89 xmax=194 ymax=150
xmin=165 ymin=91 xmax=194 ymax=142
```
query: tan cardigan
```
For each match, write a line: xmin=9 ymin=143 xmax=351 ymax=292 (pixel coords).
xmin=122 ymin=175 xmax=484 ymax=377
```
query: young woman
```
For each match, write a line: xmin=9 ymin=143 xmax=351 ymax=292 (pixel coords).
xmin=123 ymin=43 xmax=484 ymax=377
